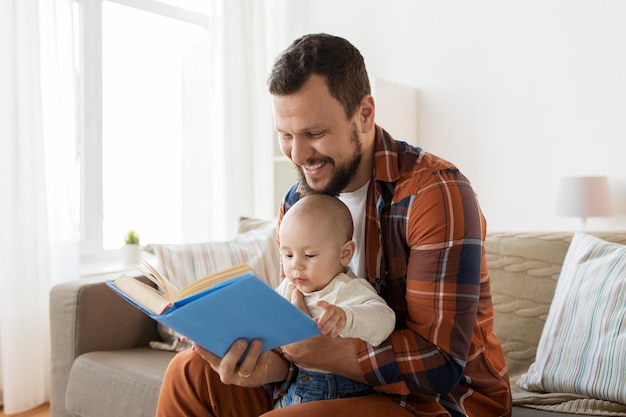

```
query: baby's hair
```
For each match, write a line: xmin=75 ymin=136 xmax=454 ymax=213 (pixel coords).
xmin=286 ymin=194 xmax=353 ymax=242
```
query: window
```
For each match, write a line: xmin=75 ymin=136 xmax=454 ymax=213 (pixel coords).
xmin=76 ymin=0 xmax=213 ymax=257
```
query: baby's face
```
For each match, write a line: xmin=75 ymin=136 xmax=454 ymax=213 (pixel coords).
xmin=279 ymin=215 xmax=346 ymax=293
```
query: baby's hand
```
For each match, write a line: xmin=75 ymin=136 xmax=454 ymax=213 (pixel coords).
xmin=314 ymin=301 xmax=346 ymax=338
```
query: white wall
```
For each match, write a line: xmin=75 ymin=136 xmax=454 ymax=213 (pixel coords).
xmin=273 ymin=0 xmax=626 ymax=232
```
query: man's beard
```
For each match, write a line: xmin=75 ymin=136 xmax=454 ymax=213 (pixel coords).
xmin=297 ymin=124 xmax=362 ymax=196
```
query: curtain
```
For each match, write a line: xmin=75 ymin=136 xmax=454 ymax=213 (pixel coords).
xmin=0 ymin=0 xmax=79 ymax=413
xmin=202 ymin=0 xmax=284 ymax=237
xmin=0 ymin=0 xmax=281 ymax=412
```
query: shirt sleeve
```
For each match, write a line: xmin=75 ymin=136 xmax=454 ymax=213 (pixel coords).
xmin=336 ymin=278 xmax=396 ymax=347
xmin=356 ymin=169 xmax=484 ymax=395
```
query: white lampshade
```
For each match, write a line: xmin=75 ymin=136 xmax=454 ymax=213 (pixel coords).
xmin=556 ymin=176 xmax=614 ymax=227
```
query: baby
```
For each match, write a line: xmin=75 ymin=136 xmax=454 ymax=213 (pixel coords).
xmin=274 ymin=193 xmax=395 ymax=407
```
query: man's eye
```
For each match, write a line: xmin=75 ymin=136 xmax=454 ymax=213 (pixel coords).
xmin=307 ymin=132 xmax=323 ymax=138
xmin=280 ymin=133 xmax=292 ymax=140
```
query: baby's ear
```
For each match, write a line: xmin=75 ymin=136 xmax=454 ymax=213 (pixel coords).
xmin=340 ymin=240 xmax=356 ymax=266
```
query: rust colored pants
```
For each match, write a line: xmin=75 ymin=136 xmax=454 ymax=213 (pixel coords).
xmin=156 ymin=349 xmax=416 ymax=417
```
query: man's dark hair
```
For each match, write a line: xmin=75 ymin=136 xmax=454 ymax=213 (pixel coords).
xmin=267 ymin=33 xmax=371 ymax=119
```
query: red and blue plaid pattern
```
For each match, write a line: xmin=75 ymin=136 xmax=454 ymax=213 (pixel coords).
xmin=279 ymin=127 xmax=511 ymax=416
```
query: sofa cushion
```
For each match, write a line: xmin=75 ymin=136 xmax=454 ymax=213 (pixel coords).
xmin=486 ymin=232 xmax=574 ymax=379
xmin=518 ymin=233 xmax=626 ymax=405
xmin=511 ymin=405 xmax=614 ymax=417
xmin=66 ymin=348 xmax=175 ymax=417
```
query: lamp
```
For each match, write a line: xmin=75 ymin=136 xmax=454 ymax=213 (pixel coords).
xmin=556 ymin=176 xmax=614 ymax=229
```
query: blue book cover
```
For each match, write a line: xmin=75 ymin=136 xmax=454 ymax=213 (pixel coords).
xmin=107 ymin=271 xmax=320 ymax=357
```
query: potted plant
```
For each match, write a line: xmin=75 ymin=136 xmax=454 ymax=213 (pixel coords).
xmin=122 ymin=230 xmax=141 ymax=265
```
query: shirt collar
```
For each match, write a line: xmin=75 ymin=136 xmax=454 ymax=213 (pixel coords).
xmin=372 ymin=125 xmax=402 ymax=184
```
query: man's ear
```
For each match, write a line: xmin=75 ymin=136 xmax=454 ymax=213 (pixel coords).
xmin=341 ymin=240 xmax=356 ymax=267
xmin=358 ymin=95 xmax=375 ymax=134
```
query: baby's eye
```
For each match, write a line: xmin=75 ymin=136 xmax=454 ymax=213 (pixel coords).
xmin=305 ymin=254 xmax=316 ymax=259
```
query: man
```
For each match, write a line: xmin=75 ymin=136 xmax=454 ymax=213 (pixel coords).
xmin=156 ymin=33 xmax=512 ymax=417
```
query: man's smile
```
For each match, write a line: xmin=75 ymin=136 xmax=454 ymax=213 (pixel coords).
xmin=303 ymin=161 xmax=325 ymax=172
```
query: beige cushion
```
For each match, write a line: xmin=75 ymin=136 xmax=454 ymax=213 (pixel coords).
xmin=66 ymin=349 xmax=174 ymax=417
xmin=487 ymin=232 xmax=575 ymax=380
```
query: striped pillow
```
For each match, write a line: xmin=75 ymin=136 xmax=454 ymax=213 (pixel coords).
xmin=518 ymin=232 xmax=626 ymax=404
xmin=153 ymin=219 xmax=280 ymax=289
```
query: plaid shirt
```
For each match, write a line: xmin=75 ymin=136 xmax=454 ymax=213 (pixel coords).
xmin=279 ymin=126 xmax=512 ymax=417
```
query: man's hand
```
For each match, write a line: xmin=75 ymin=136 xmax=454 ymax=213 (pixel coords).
xmin=284 ymin=287 xmax=366 ymax=383
xmin=192 ymin=339 xmax=289 ymax=387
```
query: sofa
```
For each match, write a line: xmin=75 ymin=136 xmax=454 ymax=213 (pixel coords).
xmin=50 ymin=230 xmax=626 ymax=417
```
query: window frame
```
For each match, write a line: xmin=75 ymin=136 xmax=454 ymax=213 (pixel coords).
xmin=76 ymin=0 xmax=210 ymax=259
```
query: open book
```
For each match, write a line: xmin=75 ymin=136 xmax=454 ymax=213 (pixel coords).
xmin=107 ymin=261 xmax=320 ymax=357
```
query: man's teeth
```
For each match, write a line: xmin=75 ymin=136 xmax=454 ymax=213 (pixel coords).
xmin=305 ymin=162 xmax=324 ymax=171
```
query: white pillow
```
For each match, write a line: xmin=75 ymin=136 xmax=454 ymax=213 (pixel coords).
xmin=518 ymin=232 xmax=626 ymax=405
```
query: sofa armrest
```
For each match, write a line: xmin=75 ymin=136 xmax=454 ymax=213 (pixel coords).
xmin=50 ymin=276 xmax=160 ymax=417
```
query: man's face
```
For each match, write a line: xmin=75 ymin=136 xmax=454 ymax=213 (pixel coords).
xmin=272 ymin=74 xmax=363 ymax=195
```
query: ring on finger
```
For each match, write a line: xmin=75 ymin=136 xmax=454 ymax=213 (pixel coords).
xmin=237 ymin=369 xmax=252 ymax=378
